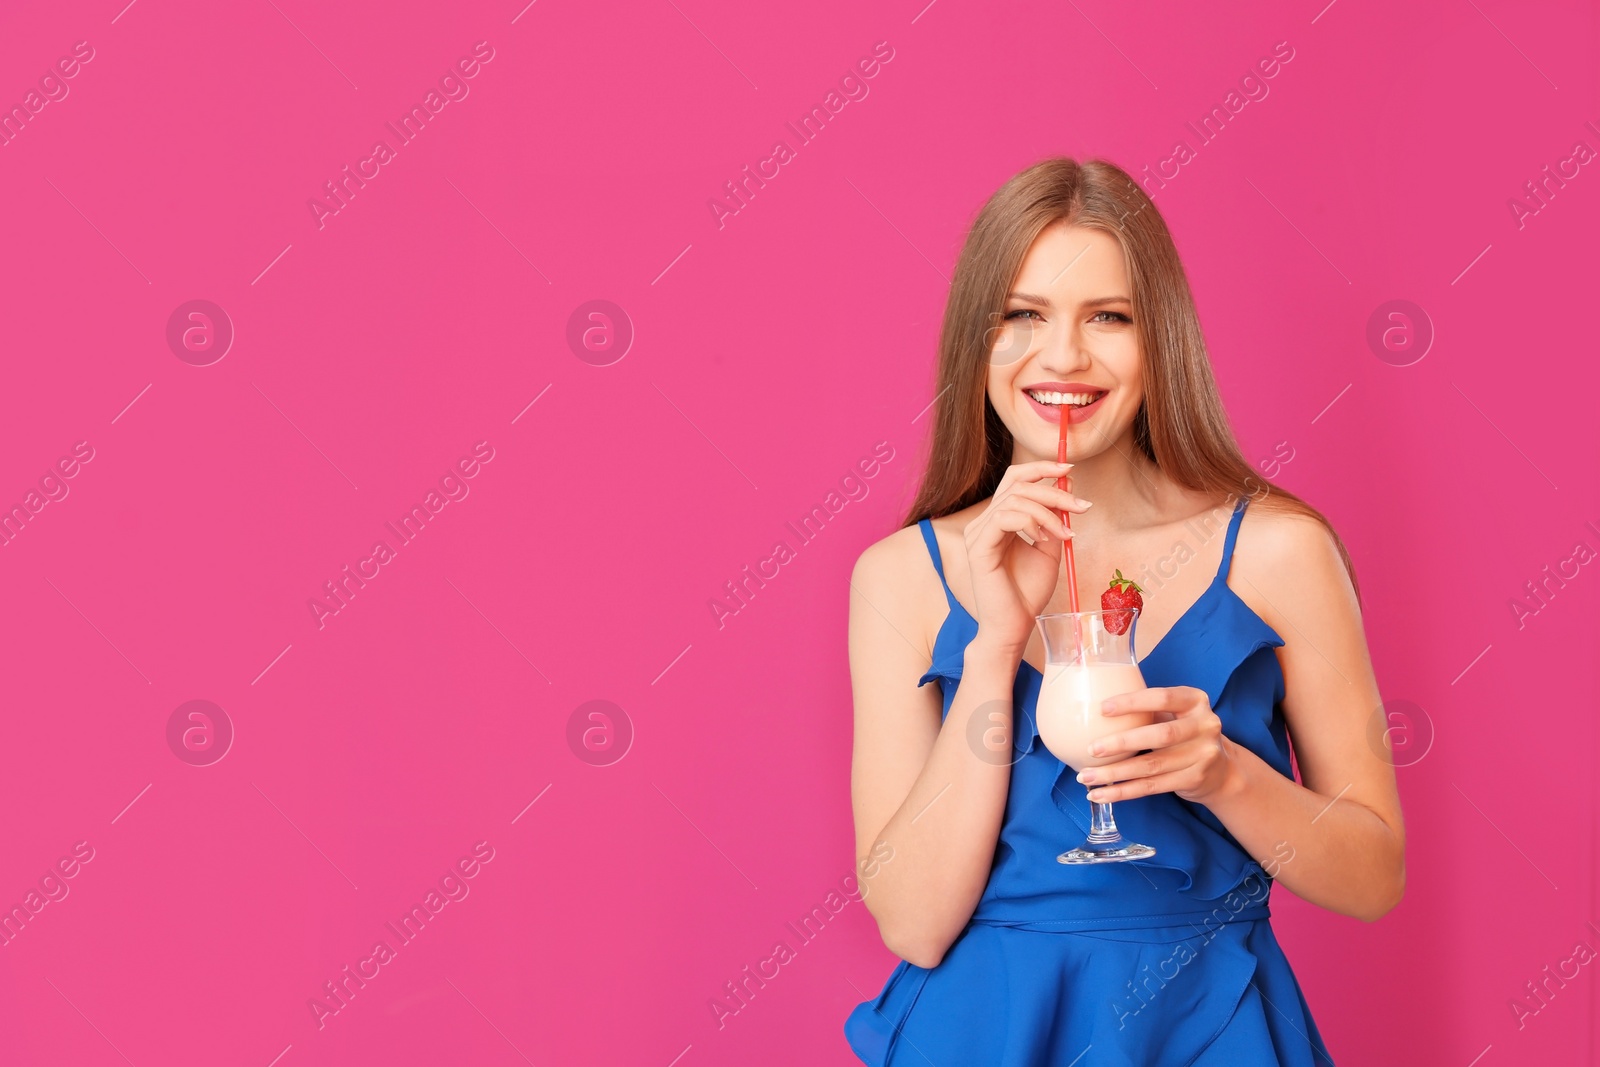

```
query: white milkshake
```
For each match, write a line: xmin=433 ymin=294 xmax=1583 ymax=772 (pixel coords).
xmin=1036 ymin=661 xmax=1155 ymax=771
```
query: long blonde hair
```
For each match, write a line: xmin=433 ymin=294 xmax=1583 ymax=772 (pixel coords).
xmin=902 ymin=156 xmax=1358 ymax=596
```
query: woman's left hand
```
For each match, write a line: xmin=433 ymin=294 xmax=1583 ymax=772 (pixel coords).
xmin=1074 ymin=686 xmax=1241 ymax=804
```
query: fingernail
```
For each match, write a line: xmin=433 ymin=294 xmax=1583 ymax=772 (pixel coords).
xmin=1076 ymin=771 xmax=1090 ymax=784
xmin=1079 ymin=500 xmax=1093 ymax=509
xmin=1088 ymin=743 xmax=1104 ymax=756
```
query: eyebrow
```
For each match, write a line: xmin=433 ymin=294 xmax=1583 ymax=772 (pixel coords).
xmin=1007 ymin=292 xmax=1132 ymax=308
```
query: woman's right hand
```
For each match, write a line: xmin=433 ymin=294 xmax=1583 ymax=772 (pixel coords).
xmin=962 ymin=461 xmax=1090 ymax=655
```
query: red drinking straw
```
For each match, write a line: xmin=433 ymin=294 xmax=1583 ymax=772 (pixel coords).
xmin=1057 ymin=412 xmax=1081 ymax=615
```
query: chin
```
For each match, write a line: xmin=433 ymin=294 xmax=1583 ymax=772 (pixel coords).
xmin=1017 ymin=414 xmax=1134 ymax=463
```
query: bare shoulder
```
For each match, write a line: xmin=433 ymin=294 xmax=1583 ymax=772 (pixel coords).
xmin=1235 ymin=499 xmax=1342 ymax=567
xmin=853 ymin=521 xmax=929 ymax=587
xmin=850 ymin=521 xmax=946 ymax=652
xmin=1231 ymin=497 xmax=1359 ymax=621
xmin=853 ymin=505 xmax=981 ymax=593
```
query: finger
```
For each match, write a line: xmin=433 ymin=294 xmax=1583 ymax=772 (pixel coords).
xmin=1077 ymin=749 xmax=1174 ymax=789
xmin=1100 ymin=687 xmax=1200 ymax=716
xmin=1084 ymin=769 xmax=1196 ymax=803
xmin=997 ymin=461 xmax=1074 ymax=494
xmin=1019 ymin=522 xmax=1066 ymax=558
xmin=991 ymin=499 xmax=1073 ymax=542
xmin=1086 ymin=716 xmax=1193 ymax=759
xmin=969 ymin=497 xmax=1072 ymax=547
xmin=999 ymin=480 xmax=1092 ymax=514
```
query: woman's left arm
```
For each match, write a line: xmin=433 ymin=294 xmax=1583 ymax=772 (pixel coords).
xmin=1078 ymin=508 xmax=1405 ymax=922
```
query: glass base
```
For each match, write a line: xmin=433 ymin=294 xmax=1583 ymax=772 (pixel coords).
xmin=1058 ymin=841 xmax=1157 ymax=865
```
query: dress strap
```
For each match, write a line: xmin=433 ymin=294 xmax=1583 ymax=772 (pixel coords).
xmin=1216 ymin=495 xmax=1249 ymax=583
xmin=917 ymin=518 xmax=959 ymax=609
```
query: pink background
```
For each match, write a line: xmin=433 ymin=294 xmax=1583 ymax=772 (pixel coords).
xmin=1 ymin=0 xmax=1595 ymax=1063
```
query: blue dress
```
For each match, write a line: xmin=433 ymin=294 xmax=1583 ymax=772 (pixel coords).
xmin=845 ymin=497 xmax=1335 ymax=1066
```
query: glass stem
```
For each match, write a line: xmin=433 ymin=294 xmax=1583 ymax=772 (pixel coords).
xmin=1086 ymin=799 xmax=1123 ymax=845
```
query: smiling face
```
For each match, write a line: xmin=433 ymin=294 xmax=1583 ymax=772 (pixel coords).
xmin=986 ymin=222 xmax=1144 ymax=464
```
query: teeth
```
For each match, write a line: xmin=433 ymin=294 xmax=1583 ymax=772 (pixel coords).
xmin=1026 ymin=389 xmax=1102 ymax=406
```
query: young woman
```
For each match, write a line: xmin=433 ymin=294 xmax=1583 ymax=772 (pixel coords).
xmin=843 ymin=158 xmax=1403 ymax=1066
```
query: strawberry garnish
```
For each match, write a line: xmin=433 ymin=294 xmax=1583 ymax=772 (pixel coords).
xmin=1100 ymin=569 xmax=1144 ymax=635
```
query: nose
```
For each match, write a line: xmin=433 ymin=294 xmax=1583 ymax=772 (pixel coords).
xmin=1034 ymin=315 xmax=1092 ymax=377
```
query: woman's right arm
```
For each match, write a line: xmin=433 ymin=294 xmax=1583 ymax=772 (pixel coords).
xmin=848 ymin=461 xmax=1081 ymax=968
